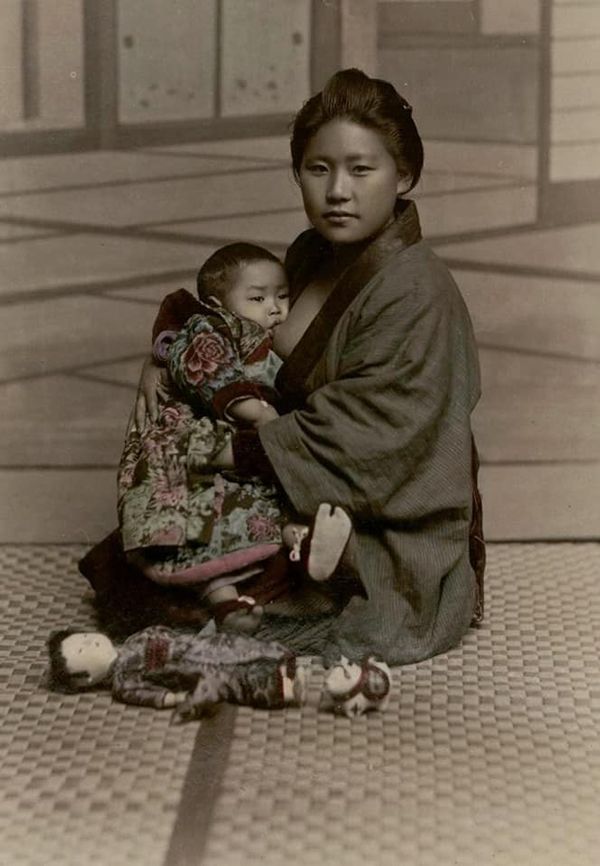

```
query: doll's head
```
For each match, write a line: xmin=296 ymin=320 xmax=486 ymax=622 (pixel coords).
xmin=196 ymin=242 xmax=289 ymax=333
xmin=321 ymin=656 xmax=391 ymax=717
xmin=47 ymin=629 xmax=118 ymax=693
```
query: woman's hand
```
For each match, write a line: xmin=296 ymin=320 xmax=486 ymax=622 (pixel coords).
xmin=134 ymin=356 xmax=170 ymax=430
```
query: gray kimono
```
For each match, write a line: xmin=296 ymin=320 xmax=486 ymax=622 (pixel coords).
xmin=260 ymin=200 xmax=482 ymax=666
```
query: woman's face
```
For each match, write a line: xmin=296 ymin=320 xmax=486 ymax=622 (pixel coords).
xmin=298 ymin=119 xmax=407 ymax=245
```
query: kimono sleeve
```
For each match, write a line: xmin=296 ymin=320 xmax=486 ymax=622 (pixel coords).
xmin=111 ymin=669 xmax=175 ymax=708
xmin=168 ymin=313 xmax=276 ymax=420
xmin=260 ymin=276 xmax=453 ymax=520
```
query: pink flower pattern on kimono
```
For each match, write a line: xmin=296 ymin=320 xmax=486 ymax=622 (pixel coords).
xmin=119 ymin=434 xmax=141 ymax=489
xmin=160 ymin=402 xmax=192 ymax=428
xmin=183 ymin=330 xmax=234 ymax=387
xmin=150 ymin=475 xmax=187 ymax=510
xmin=247 ymin=513 xmax=279 ymax=543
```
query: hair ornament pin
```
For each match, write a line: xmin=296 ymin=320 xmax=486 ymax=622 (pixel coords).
xmin=402 ymin=101 xmax=413 ymax=114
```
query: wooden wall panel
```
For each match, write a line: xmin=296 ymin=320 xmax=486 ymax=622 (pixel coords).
xmin=117 ymin=0 xmax=216 ymax=122
xmin=220 ymin=0 xmax=310 ymax=117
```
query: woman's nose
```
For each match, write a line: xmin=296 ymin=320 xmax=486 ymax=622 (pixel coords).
xmin=326 ymin=170 xmax=350 ymax=202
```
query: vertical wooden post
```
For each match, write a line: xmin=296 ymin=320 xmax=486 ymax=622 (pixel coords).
xmin=311 ymin=0 xmax=341 ymax=93
xmin=21 ymin=0 xmax=40 ymax=120
xmin=311 ymin=0 xmax=377 ymax=93
xmin=537 ymin=0 xmax=553 ymax=224
xmin=83 ymin=0 xmax=118 ymax=149
xmin=340 ymin=0 xmax=378 ymax=77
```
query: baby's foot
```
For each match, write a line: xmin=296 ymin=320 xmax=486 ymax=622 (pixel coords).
xmin=214 ymin=596 xmax=264 ymax=635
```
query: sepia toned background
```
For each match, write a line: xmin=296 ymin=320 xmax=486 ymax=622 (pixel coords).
xmin=0 ymin=0 xmax=599 ymax=543
xmin=1 ymin=4 xmax=599 ymax=866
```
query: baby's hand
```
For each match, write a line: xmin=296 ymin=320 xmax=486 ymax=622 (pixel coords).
xmin=228 ymin=398 xmax=278 ymax=427
xmin=254 ymin=402 xmax=279 ymax=427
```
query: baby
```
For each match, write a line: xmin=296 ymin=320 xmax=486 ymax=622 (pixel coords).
xmin=118 ymin=243 xmax=351 ymax=633
xmin=47 ymin=626 xmax=306 ymax=719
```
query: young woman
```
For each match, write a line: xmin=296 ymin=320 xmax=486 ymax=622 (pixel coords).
xmin=82 ymin=69 xmax=484 ymax=665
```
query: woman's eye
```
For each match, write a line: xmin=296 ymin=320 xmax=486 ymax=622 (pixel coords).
xmin=353 ymin=165 xmax=372 ymax=175
xmin=307 ymin=164 xmax=327 ymax=175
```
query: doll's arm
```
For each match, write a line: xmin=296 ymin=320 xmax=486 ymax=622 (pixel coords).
xmin=112 ymin=671 xmax=188 ymax=709
xmin=173 ymin=669 xmax=233 ymax=721
xmin=114 ymin=683 xmax=188 ymax=709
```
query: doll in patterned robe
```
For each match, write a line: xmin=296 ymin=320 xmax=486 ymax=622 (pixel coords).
xmin=47 ymin=626 xmax=306 ymax=719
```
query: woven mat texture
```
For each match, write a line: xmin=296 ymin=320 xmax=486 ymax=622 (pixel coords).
xmin=199 ymin=543 xmax=600 ymax=866
xmin=1 ymin=543 xmax=600 ymax=866
xmin=0 ymin=545 xmax=198 ymax=866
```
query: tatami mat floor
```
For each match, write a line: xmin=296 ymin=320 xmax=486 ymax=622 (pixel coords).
xmin=1 ymin=542 xmax=599 ymax=866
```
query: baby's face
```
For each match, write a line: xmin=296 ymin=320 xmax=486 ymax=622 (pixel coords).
xmin=224 ymin=260 xmax=289 ymax=333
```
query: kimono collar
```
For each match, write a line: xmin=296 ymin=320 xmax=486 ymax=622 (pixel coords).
xmin=277 ymin=199 xmax=422 ymax=403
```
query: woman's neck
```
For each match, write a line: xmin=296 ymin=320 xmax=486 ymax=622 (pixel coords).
xmin=330 ymin=212 xmax=397 ymax=274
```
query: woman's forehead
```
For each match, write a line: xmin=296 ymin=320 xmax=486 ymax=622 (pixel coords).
xmin=303 ymin=119 xmax=389 ymax=159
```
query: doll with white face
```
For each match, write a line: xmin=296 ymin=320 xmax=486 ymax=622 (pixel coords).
xmin=48 ymin=626 xmax=306 ymax=718
xmin=320 ymin=656 xmax=391 ymax=718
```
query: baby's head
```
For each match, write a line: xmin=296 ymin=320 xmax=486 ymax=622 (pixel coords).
xmin=197 ymin=243 xmax=289 ymax=332
xmin=47 ymin=629 xmax=118 ymax=693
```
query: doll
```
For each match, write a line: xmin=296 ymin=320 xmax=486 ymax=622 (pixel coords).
xmin=47 ymin=625 xmax=306 ymax=721
xmin=320 ymin=656 xmax=391 ymax=718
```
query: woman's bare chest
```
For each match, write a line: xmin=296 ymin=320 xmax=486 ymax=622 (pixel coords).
xmin=273 ymin=276 xmax=336 ymax=359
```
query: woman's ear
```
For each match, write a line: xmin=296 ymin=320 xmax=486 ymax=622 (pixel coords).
xmin=396 ymin=174 xmax=413 ymax=196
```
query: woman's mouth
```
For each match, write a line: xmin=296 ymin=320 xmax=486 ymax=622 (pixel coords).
xmin=323 ymin=212 xmax=356 ymax=225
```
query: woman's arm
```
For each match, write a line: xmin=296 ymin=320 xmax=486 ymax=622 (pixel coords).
xmin=259 ymin=275 xmax=464 ymax=521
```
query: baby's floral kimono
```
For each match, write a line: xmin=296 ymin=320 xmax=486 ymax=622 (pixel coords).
xmin=118 ymin=297 xmax=285 ymax=591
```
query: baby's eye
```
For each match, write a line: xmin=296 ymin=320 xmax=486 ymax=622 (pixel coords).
xmin=250 ymin=295 xmax=264 ymax=303
xmin=278 ymin=292 xmax=289 ymax=300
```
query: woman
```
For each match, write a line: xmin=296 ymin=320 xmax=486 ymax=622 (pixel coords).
xmin=81 ymin=69 xmax=484 ymax=665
